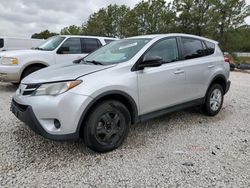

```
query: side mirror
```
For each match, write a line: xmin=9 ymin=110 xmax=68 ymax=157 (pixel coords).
xmin=138 ymin=56 xmax=163 ymax=70
xmin=73 ymin=57 xmax=83 ymax=64
xmin=57 ymin=46 xmax=70 ymax=54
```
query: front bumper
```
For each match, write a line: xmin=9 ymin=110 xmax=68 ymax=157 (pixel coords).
xmin=11 ymin=99 xmax=79 ymax=140
xmin=225 ymin=80 xmax=231 ymax=94
xmin=0 ymin=65 xmax=21 ymax=82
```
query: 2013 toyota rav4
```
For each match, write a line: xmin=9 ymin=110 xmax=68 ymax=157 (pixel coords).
xmin=11 ymin=34 xmax=230 ymax=152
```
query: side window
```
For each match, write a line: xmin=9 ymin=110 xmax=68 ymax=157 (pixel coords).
xmin=82 ymin=38 xmax=101 ymax=53
xmin=181 ymin=37 xmax=205 ymax=60
xmin=204 ymin=41 xmax=215 ymax=55
xmin=60 ymin=38 xmax=81 ymax=54
xmin=104 ymin=39 xmax=115 ymax=44
xmin=0 ymin=39 xmax=4 ymax=48
xmin=144 ymin=38 xmax=179 ymax=63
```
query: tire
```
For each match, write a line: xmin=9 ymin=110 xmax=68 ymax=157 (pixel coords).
xmin=83 ymin=100 xmax=131 ymax=153
xmin=11 ymin=83 xmax=19 ymax=86
xmin=204 ymin=84 xmax=224 ymax=116
xmin=21 ymin=66 xmax=44 ymax=81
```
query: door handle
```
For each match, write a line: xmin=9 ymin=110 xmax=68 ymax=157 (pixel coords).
xmin=208 ymin=65 xmax=215 ymax=68
xmin=174 ymin=70 xmax=185 ymax=74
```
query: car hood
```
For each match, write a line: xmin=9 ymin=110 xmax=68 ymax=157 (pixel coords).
xmin=22 ymin=63 xmax=115 ymax=84
xmin=0 ymin=49 xmax=46 ymax=57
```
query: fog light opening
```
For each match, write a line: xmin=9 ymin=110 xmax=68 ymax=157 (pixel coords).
xmin=54 ymin=119 xmax=61 ymax=129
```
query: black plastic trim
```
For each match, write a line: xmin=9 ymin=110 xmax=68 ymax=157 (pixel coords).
xmin=11 ymin=99 xmax=79 ymax=141
xmin=139 ymin=98 xmax=205 ymax=122
xmin=76 ymin=90 xmax=139 ymax=135
xmin=0 ymin=38 xmax=4 ymax=48
xmin=207 ymin=74 xmax=228 ymax=94
xmin=225 ymin=80 xmax=231 ymax=94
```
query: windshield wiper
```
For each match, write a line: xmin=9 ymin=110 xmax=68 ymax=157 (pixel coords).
xmin=85 ymin=60 xmax=104 ymax=65
xmin=34 ymin=47 xmax=45 ymax=50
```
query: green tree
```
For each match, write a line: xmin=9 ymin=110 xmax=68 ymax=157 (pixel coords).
xmin=223 ymin=26 xmax=250 ymax=52
xmin=210 ymin=0 xmax=249 ymax=37
xmin=173 ymin=0 xmax=249 ymax=52
xmin=121 ymin=0 xmax=176 ymax=37
xmin=173 ymin=0 xmax=213 ymax=35
xmin=60 ymin=25 xmax=82 ymax=35
xmin=209 ymin=0 xmax=250 ymax=51
xmin=31 ymin=0 xmax=250 ymax=53
xmin=82 ymin=4 xmax=130 ymax=38
xmin=31 ymin=30 xmax=58 ymax=39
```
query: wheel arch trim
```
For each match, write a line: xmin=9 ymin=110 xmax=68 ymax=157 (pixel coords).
xmin=206 ymin=74 xmax=227 ymax=95
xmin=76 ymin=90 xmax=139 ymax=136
xmin=20 ymin=61 xmax=48 ymax=80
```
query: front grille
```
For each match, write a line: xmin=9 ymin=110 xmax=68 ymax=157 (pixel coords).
xmin=25 ymin=84 xmax=40 ymax=89
xmin=23 ymin=90 xmax=36 ymax=96
xmin=19 ymin=83 xmax=40 ymax=96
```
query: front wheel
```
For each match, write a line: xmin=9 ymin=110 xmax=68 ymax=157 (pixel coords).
xmin=204 ymin=84 xmax=224 ymax=116
xmin=21 ymin=66 xmax=44 ymax=81
xmin=83 ymin=100 xmax=131 ymax=153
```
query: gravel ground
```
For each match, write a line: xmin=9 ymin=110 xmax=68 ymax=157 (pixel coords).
xmin=0 ymin=71 xmax=250 ymax=187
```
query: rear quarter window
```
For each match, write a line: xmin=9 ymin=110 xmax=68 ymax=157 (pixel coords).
xmin=181 ymin=37 xmax=205 ymax=60
xmin=0 ymin=39 xmax=4 ymax=48
xmin=204 ymin=41 xmax=215 ymax=55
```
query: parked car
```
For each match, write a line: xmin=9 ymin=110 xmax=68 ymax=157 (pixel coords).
xmin=0 ymin=35 xmax=117 ymax=83
xmin=0 ymin=36 xmax=44 ymax=51
xmin=237 ymin=63 xmax=250 ymax=70
xmin=11 ymin=34 xmax=230 ymax=152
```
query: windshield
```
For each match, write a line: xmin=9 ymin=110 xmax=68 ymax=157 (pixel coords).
xmin=36 ymin=36 xmax=65 ymax=51
xmin=83 ymin=38 xmax=151 ymax=65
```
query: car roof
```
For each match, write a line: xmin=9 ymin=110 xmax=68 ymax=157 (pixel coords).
xmin=0 ymin=36 xmax=44 ymax=40
xmin=128 ymin=33 xmax=218 ymax=44
xmin=60 ymin=35 xmax=117 ymax=40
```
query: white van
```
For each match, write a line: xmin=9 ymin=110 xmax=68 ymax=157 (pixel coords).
xmin=0 ymin=37 xmax=44 ymax=51
xmin=0 ymin=35 xmax=117 ymax=83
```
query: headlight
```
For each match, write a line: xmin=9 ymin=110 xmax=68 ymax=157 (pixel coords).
xmin=34 ymin=80 xmax=82 ymax=96
xmin=1 ymin=57 xmax=18 ymax=65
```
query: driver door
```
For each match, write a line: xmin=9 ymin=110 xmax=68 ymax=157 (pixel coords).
xmin=137 ymin=37 xmax=187 ymax=115
xmin=55 ymin=37 xmax=86 ymax=64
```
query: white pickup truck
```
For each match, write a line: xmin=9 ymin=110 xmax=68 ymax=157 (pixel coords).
xmin=0 ymin=35 xmax=116 ymax=83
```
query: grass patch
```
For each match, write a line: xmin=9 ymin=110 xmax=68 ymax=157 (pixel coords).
xmin=226 ymin=55 xmax=250 ymax=64
xmin=237 ymin=57 xmax=250 ymax=64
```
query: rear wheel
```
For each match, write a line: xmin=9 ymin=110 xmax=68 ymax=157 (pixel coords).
xmin=83 ymin=100 xmax=130 ymax=152
xmin=204 ymin=84 xmax=224 ymax=116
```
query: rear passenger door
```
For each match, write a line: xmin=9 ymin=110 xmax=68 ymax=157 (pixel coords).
xmin=138 ymin=37 xmax=187 ymax=115
xmin=179 ymin=37 xmax=215 ymax=100
xmin=81 ymin=38 xmax=102 ymax=54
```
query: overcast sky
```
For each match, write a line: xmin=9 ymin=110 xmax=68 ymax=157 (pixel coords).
xmin=0 ymin=0 xmax=249 ymax=38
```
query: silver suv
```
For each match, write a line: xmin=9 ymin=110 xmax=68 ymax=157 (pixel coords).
xmin=11 ymin=34 xmax=230 ymax=152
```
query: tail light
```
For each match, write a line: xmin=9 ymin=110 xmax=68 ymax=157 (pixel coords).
xmin=224 ymin=57 xmax=230 ymax=63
